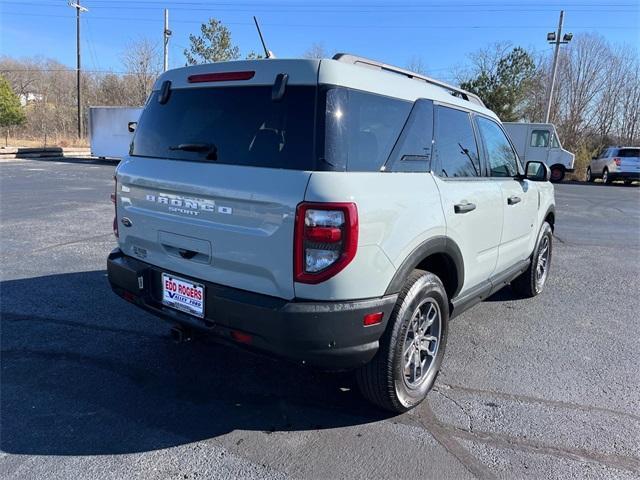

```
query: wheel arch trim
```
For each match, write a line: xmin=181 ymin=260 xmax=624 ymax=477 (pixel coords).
xmin=543 ymin=204 xmax=556 ymax=231
xmin=384 ymin=236 xmax=464 ymax=298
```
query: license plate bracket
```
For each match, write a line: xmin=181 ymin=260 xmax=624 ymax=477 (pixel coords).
xmin=161 ymin=273 xmax=205 ymax=318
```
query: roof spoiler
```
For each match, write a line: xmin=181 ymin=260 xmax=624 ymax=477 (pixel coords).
xmin=332 ymin=53 xmax=485 ymax=108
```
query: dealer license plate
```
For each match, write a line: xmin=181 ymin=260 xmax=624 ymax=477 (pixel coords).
xmin=161 ymin=273 xmax=205 ymax=318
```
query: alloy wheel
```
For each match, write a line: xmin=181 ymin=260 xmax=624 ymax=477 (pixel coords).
xmin=535 ymin=235 xmax=550 ymax=291
xmin=402 ymin=298 xmax=441 ymax=388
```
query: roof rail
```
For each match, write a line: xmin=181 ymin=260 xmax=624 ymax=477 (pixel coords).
xmin=332 ymin=53 xmax=485 ymax=108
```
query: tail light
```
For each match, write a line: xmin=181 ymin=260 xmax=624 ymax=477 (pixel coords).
xmin=294 ymin=202 xmax=358 ymax=284
xmin=111 ymin=175 xmax=118 ymax=238
xmin=613 ymin=157 xmax=621 ymax=166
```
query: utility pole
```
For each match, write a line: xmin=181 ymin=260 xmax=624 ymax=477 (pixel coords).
xmin=545 ymin=10 xmax=572 ymax=123
xmin=163 ymin=9 xmax=171 ymax=72
xmin=68 ymin=1 xmax=88 ymax=138
xmin=76 ymin=3 xmax=81 ymax=138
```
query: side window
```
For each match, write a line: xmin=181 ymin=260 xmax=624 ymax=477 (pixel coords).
xmin=434 ymin=106 xmax=481 ymax=178
xmin=476 ymin=117 xmax=521 ymax=177
xmin=385 ymin=99 xmax=433 ymax=172
xmin=324 ymin=88 xmax=412 ymax=172
xmin=551 ymin=132 xmax=560 ymax=148
xmin=531 ymin=130 xmax=550 ymax=147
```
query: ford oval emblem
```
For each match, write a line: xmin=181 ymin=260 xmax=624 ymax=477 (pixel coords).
xmin=121 ymin=217 xmax=133 ymax=227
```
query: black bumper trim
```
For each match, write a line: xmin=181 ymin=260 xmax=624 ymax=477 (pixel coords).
xmin=608 ymin=171 xmax=640 ymax=181
xmin=107 ymin=249 xmax=397 ymax=369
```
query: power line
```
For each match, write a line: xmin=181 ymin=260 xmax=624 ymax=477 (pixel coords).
xmin=2 ymin=11 xmax=638 ymax=29
xmin=40 ymin=1 xmax=640 ymax=5
xmin=83 ymin=16 xmax=101 ymax=72
xmin=2 ymin=1 xmax=638 ymax=10
xmin=0 ymin=68 xmax=130 ymax=74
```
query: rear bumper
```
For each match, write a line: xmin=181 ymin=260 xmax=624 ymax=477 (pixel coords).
xmin=609 ymin=171 xmax=640 ymax=180
xmin=107 ymin=249 xmax=397 ymax=369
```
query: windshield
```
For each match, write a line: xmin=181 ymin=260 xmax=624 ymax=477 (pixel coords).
xmin=131 ymin=85 xmax=317 ymax=170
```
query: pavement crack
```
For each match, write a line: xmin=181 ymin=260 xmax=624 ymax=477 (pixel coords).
xmin=407 ymin=403 xmax=497 ymax=480
xmin=439 ymin=382 xmax=640 ymax=424
xmin=434 ymin=387 xmax=473 ymax=433
xmin=553 ymin=233 xmax=567 ymax=244
xmin=31 ymin=233 xmax=113 ymax=253
xmin=443 ymin=424 xmax=640 ymax=475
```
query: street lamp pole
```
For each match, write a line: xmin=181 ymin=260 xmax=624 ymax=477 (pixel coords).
xmin=545 ymin=10 xmax=572 ymax=123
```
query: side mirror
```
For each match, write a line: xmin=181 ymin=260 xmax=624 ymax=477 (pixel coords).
xmin=127 ymin=122 xmax=137 ymax=133
xmin=524 ymin=161 xmax=550 ymax=182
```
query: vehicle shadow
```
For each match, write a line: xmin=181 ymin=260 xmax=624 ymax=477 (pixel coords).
xmin=0 ymin=271 xmax=390 ymax=456
xmin=483 ymin=285 xmax=521 ymax=302
xmin=26 ymin=156 xmax=120 ymax=166
xmin=563 ymin=180 xmax=639 ymax=188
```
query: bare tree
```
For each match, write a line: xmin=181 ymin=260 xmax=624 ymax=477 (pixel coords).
xmin=2 ymin=33 xmax=639 ymax=150
xmin=304 ymin=43 xmax=328 ymax=59
xmin=122 ymin=38 xmax=162 ymax=105
xmin=619 ymin=58 xmax=640 ymax=144
xmin=553 ymin=34 xmax=611 ymax=148
xmin=406 ymin=56 xmax=427 ymax=75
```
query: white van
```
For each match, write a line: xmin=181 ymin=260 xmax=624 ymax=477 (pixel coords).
xmin=503 ymin=122 xmax=574 ymax=182
xmin=89 ymin=106 xmax=143 ymax=159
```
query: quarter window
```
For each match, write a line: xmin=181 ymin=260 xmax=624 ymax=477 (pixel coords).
xmin=434 ymin=106 xmax=481 ymax=178
xmin=531 ymin=130 xmax=550 ymax=147
xmin=385 ymin=99 xmax=434 ymax=172
xmin=476 ymin=117 xmax=520 ymax=177
xmin=324 ymin=88 xmax=412 ymax=171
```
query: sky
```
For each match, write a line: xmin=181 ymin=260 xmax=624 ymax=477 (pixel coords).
xmin=1 ymin=0 xmax=639 ymax=83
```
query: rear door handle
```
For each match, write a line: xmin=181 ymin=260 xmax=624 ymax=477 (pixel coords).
xmin=507 ymin=196 xmax=522 ymax=205
xmin=454 ymin=202 xmax=476 ymax=214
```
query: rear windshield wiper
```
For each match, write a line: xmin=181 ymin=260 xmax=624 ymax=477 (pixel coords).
xmin=169 ymin=143 xmax=218 ymax=160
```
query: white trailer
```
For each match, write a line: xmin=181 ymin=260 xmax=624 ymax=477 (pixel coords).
xmin=89 ymin=106 xmax=143 ymax=159
xmin=503 ymin=122 xmax=575 ymax=182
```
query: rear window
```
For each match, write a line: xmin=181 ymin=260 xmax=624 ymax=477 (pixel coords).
xmin=618 ymin=148 xmax=640 ymax=157
xmin=131 ymin=85 xmax=317 ymax=170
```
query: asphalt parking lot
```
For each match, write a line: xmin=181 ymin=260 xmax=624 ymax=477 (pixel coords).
xmin=1 ymin=158 xmax=639 ymax=480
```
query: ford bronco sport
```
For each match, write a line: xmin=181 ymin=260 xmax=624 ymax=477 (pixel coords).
xmin=107 ymin=54 xmax=555 ymax=412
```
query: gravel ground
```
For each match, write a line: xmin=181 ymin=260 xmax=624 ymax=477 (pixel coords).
xmin=1 ymin=158 xmax=639 ymax=480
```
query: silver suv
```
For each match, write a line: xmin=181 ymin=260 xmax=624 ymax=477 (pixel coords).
xmin=107 ymin=55 xmax=555 ymax=412
xmin=587 ymin=146 xmax=640 ymax=185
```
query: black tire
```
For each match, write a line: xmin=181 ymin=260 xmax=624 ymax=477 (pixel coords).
xmin=356 ymin=270 xmax=448 ymax=413
xmin=550 ymin=165 xmax=565 ymax=183
xmin=512 ymin=222 xmax=553 ymax=298
xmin=603 ymin=168 xmax=611 ymax=184
xmin=586 ymin=167 xmax=594 ymax=183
